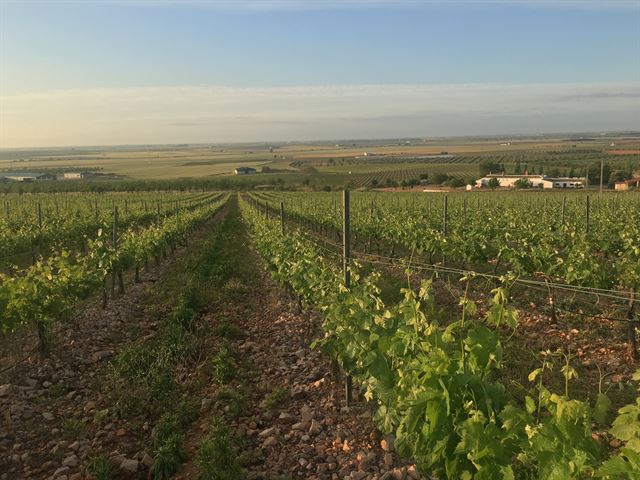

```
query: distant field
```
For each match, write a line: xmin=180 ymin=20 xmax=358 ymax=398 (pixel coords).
xmin=0 ymin=135 xmax=638 ymax=183
xmin=0 ymin=146 xmax=287 ymax=179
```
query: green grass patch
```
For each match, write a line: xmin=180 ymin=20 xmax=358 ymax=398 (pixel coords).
xmin=263 ymin=385 xmax=291 ymax=409
xmin=86 ymin=454 xmax=113 ymax=480
xmin=196 ymin=418 xmax=243 ymax=480
xmin=62 ymin=418 xmax=87 ymax=440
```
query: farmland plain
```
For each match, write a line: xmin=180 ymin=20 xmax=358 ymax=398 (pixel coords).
xmin=1 ymin=134 xmax=638 ymax=188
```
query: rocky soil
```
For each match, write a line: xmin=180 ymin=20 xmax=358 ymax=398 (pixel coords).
xmin=176 ymin=256 xmax=427 ymax=480
xmin=0 ymin=206 xmax=231 ymax=480
xmin=0 ymin=266 xmax=170 ymax=479
xmin=0 ymin=202 xmax=429 ymax=480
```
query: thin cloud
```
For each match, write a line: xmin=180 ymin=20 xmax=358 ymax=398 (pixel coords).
xmin=557 ymin=91 xmax=640 ymax=102
xmin=2 ymin=82 xmax=639 ymax=147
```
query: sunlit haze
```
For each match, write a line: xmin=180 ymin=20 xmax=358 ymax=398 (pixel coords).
xmin=1 ymin=0 xmax=639 ymax=148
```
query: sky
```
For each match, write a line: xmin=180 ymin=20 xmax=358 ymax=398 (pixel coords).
xmin=0 ymin=0 xmax=639 ymax=148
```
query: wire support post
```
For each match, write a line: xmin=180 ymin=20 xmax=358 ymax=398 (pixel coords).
xmin=628 ymin=289 xmax=638 ymax=360
xmin=343 ymin=190 xmax=353 ymax=406
xmin=280 ymin=201 xmax=285 ymax=235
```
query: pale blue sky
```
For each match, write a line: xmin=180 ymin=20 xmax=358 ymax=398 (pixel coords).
xmin=1 ymin=0 xmax=639 ymax=147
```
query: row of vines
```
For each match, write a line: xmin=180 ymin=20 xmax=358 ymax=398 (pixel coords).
xmin=0 ymin=191 xmax=220 ymax=267
xmin=0 ymin=192 xmax=229 ymax=351
xmin=251 ymin=191 xmax=640 ymax=292
xmin=240 ymin=194 xmax=640 ymax=479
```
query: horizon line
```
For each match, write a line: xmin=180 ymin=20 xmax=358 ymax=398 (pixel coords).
xmin=2 ymin=129 xmax=639 ymax=151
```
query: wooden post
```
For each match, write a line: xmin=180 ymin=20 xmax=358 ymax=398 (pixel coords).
xmin=585 ymin=194 xmax=590 ymax=233
xmin=628 ymin=290 xmax=638 ymax=360
xmin=561 ymin=196 xmax=566 ymax=227
xmin=112 ymin=206 xmax=118 ymax=247
xmin=343 ymin=190 xmax=353 ymax=406
xmin=110 ymin=207 xmax=118 ymax=297
xmin=443 ymin=195 xmax=448 ymax=236
xmin=38 ymin=202 xmax=43 ymax=230
xmin=463 ymin=198 xmax=467 ymax=239
xmin=114 ymin=206 xmax=125 ymax=294
xmin=546 ymin=278 xmax=557 ymax=323
xmin=280 ymin=201 xmax=285 ymax=235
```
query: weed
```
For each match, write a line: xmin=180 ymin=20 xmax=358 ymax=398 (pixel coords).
xmin=167 ymin=301 xmax=197 ymax=331
xmin=196 ymin=418 xmax=242 ymax=480
xmin=152 ymin=413 xmax=181 ymax=451
xmin=86 ymin=454 xmax=113 ymax=480
xmin=148 ymin=364 xmax=179 ymax=400
xmin=209 ymin=342 xmax=235 ymax=384
xmin=222 ymin=278 xmax=250 ymax=300
xmin=110 ymin=381 xmax=153 ymax=418
xmin=62 ymin=418 xmax=87 ymax=440
xmin=175 ymin=398 xmax=200 ymax=426
xmin=152 ymin=433 xmax=187 ymax=480
xmin=213 ymin=318 xmax=244 ymax=340
xmin=48 ymin=382 xmax=66 ymax=398
xmin=151 ymin=411 xmax=191 ymax=479
xmin=93 ymin=408 xmax=109 ymax=424
xmin=183 ymin=285 xmax=204 ymax=311
xmin=263 ymin=386 xmax=290 ymax=409
xmin=217 ymin=387 xmax=248 ymax=418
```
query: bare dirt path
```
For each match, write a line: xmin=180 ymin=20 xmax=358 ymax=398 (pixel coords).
xmin=176 ymin=204 xmax=424 ymax=480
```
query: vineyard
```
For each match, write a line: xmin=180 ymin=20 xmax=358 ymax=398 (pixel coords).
xmin=302 ymin=147 xmax=640 ymax=188
xmin=242 ymin=190 xmax=640 ymax=478
xmin=0 ymin=191 xmax=228 ymax=352
xmin=1 ymin=190 xmax=639 ymax=479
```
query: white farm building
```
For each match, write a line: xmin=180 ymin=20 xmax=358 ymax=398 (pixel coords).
xmin=62 ymin=172 xmax=85 ymax=180
xmin=234 ymin=167 xmax=257 ymax=175
xmin=475 ymin=174 xmax=585 ymax=189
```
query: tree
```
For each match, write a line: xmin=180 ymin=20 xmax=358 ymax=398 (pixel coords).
xmin=514 ymin=162 xmax=522 ymax=175
xmin=608 ymin=170 xmax=631 ymax=188
xmin=587 ymin=161 xmax=611 ymax=187
xmin=514 ymin=178 xmax=533 ymax=189
xmin=431 ymin=173 xmax=449 ymax=184
xmin=445 ymin=178 xmax=465 ymax=188
xmin=479 ymin=161 xmax=501 ymax=177
xmin=487 ymin=177 xmax=501 ymax=189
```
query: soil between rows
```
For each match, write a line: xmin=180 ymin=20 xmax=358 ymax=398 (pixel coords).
xmin=0 ymin=199 xmax=422 ymax=480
